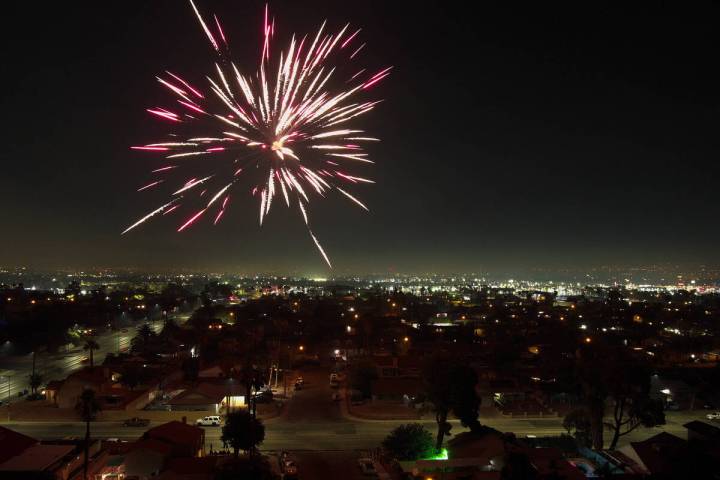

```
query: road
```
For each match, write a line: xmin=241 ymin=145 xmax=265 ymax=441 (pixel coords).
xmin=0 ymin=316 xmax=187 ymax=403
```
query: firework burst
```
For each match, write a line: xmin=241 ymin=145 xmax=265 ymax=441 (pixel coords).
xmin=124 ymin=1 xmax=390 ymax=267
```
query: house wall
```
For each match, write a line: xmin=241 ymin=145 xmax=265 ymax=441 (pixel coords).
xmin=56 ymin=378 xmax=102 ymax=409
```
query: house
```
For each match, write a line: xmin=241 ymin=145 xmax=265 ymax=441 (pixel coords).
xmin=617 ymin=432 xmax=686 ymax=476
xmin=522 ymin=447 xmax=585 ymax=480
xmin=167 ymin=382 xmax=246 ymax=413
xmin=49 ymin=365 xmax=172 ymax=411
xmin=0 ymin=444 xmax=76 ymax=479
xmin=44 ymin=380 xmax=64 ymax=406
xmin=52 ymin=366 xmax=112 ymax=408
xmin=370 ymin=377 xmax=422 ymax=404
xmin=99 ymin=438 xmax=174 ymax=480
xmin=144 ymin=421 xmax=206 ymax=458
xmin=403 ymin=430 xmax=585 ymax=480
xmin=683 ymin=420 xmax=720 ymax=443
xmin=448 ymin=430 xmax=507 ymax=465
xmin=126 ymin=439 xmax=173 ymax=479
xmin=95 ymin=423 xmax=206 ymax=480
xmin=0 ymin=427 xmax=105 ymax=480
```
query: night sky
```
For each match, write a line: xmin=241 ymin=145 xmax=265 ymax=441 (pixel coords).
xmin=2 ymin=1 xmax=719 ymax=275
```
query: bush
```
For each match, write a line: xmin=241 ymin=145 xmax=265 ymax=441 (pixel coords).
xmin=382 ymin=423 xmax=435 ymax=461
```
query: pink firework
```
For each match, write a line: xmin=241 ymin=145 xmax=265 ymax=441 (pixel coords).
xmin=124 ymin=1 xmax=390 ymax=267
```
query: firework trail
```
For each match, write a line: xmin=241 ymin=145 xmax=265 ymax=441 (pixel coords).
xmin=124 ymin=1 xmax=390 ymax=267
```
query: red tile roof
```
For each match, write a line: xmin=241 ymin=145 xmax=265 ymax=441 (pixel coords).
xmin=145 ymin=421 xmax=204 ymax=449
xmin=0 ymin=426 xmax=37 ymax=464
xmin=629 ymin=432 xmax=686 ymax=475
xmin=133 ymin=438 xmax=174 ymax=456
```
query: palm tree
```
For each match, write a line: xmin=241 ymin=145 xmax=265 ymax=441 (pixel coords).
xmin=239 ymin=363 xmax=262 ymax=418
xmin=28 ymin=373 xmax=43 ymax=396
xmin=221 ymin=410 xmax=265 ymax=458
xmin=131 ymin=324 xmax=157 ymax=354
xmin=83 ymin=339 xmax=100 ymax=368
xmin=28 ymin=350 xmax=42 ymax=395
xmin=76 ymin=388 xmax=101 ymax=480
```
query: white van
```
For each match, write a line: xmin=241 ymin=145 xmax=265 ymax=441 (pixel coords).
xmin=195 ymin=415 xmax=221 ymax=426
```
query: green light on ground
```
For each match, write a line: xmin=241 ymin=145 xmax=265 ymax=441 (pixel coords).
xmin=426 ymin=448 xmax=448 ymax=461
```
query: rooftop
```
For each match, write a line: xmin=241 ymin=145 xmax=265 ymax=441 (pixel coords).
xmin=0 ymin=426 xmax=37 ymax=464
xmin=0 ymin=444 xmax=74 ymax=472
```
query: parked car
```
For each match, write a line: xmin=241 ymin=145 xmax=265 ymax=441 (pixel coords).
xmin=665 ymin=401 xmax=680 ymax=411
xmin=254 ymin=390 xmax=274 ymax=404
xmin=123 ymin=417 xmax=150 ymax=427
xmin=357 ymin=458 xmax=377 ymax=476
xmin=706 ymin=411 xmax=720 ymax=421
xmin=196 ymin=415 xmax=221 ymax=426
xmin=294 ymin=382 xmax=303 ymax=391
xmin=295 ymin=376 xmax=304 ymax=385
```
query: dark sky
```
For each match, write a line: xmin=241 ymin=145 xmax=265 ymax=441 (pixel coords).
xmin=1 ymin=1 xmax=719 ymax=276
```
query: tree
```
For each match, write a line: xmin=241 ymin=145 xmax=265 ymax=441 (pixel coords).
xmin=575 ymin=344 xmax=665 ymax=450
xmin=120 ymin=364 xmax=148 ymax=390
xmin=382 ymin=424 xmax=435 ymax=461
xmin=160 ymin=317 xmax=181 ymax=340
xmin=239 ymin=363 xmax=263 ymax=418
xmin=76 ymin=388 xmax=101 ymax=480
xmin=83 ymin=339 xmax=100 ymax=368
xmin=563 ymin=408 xmax=592 ymax=447
xmin=131 ymin=323 xmax=157 ymax=353
xmin=182 ymin=357 xmax=200 ymax=382
xmin=221 ymin=410 xmax=265 ymax=458
xmin=348 ymin=360 xmax=378 ymax=399
xmin=575 ymin=344 xmax=609 ymax=450
xmin=422 ymin=353 xmax=481 ymax=451
xmin=28 ymin=350 xmax=42 ymax=395
xmin=28 ymin=372 xmax=43 ymax=395
xmin=604 ymin=363 xmax=665 ymax=449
